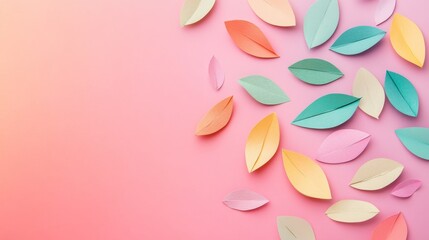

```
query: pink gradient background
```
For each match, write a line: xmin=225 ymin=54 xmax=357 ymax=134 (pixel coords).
xmin=0 ymin=0 xmax=428 ymax=239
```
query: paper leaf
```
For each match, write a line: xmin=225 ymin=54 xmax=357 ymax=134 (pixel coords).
xmin=375 ymin=0 xmax=396 ymax=25
xmin=391 ymin=179 xmax=422 ymax=198
xmin=282 ymin=150 xmax=332 ymax=199
xmin=352 ymin=68 xmax=385 ymax=119
xmin=225 ymin=20 xmax=279 ymax=58
xmin=288 ymin=58 xmax=343 ymax=85
xmin=208 ymin=56 xmax=224 ymax=90
xmin=304 ymin=0 xmax=339 ymax=48
xmin=350 ymin=158 xmax=404 ymax=191
xmin=395 ymin=127 xmax=429 ymax=160
xmin=246 ymin=113 xmax=280 ymax=172
xmin=223 ymin=189 xmax=269 ymax=211
xmin=316 ymin=129 xmax=371 ymax=164
xmin=372 ymin=213 xmax=407 ymax=240
xmin=292 ymin=94 xmax=360 ymax=129
xmin=390 ymin=14 xmax=426 ymax=67
xmin=326 ymin=200 xmax=379 ymax=223
xmin=180 ymin=0 xmax=216 ymax=27
xmin=277 ymin=216 xmax=315 ymax=240
xmin=385 ymin=71 xmax=419 ymax=117
xmin=330 ymin=26 xmax=386 ymax=55
xmin=248 ymin=0 xmax=296 ymax=27
xmin=239 ymin=75 xmax=290 ymax=105
xmin=195 ymin=96 xmax=233 ymax=136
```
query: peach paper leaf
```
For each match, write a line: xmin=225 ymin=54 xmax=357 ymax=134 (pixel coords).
xmin=247 ymin=0 xmax=296 ymax=27
xmin=180 ymin=0 xmax=216 ymax=27
xmin=277 ymin=216 xmax=315 ymax=240
xmin=352 ymin=68 xmax=385 ymax=119
xmin=208 ymin=56 xmax=224 ymax=90
xmin=223 ymin=189 xmax=269 ymax=211
xmin=391 ymin=179 xmax=422 ymax=198
xmin=195 ymin=96 xmax=233 ymax=136
xmin=326 ymin=200 xmax=379 ymax=223
xmin=372 ymin=213 xmax=407 ymax=240
xmin=375 ymin=0 xmax=396 ymax=25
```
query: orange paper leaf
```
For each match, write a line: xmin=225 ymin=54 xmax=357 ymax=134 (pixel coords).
xmin=372 ymin=212 xmax=407 ymax=240
xmin=195 ymin=96 xmax=233 ymax=136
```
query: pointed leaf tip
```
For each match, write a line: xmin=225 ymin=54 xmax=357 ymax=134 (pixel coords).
xmin=385 ymin=71 xmax=419 ymax=117
xmin=195 ymin=96 xmax=233 ymax=136
xmin=288 ymin=58 xmax=343 ymax=85
xmin=391 ymin=179 xmax=422 ymax=198
xmin=330 ymin=26 xmax=386 ymax=55
xmin=353 ymin=68 xmax=385 ymax=119
xmin=372 ymin=213 xmax=407 ymax=240
xmin=277 ymin=216 xmax=315 ymax=240
xmin=239 ymin=75 xmax=290 ymax=105
xmin=304 ymin=0 xmax=339 ymax=48
xmin=223 ymin=189 xmax=269 ymax=211
xmin=326 ymin=200 xmax=379 ymax=223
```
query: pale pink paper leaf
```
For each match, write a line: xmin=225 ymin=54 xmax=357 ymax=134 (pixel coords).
xmin=223 ymin=189 xmax=269 ymax=211
xmin=375 ymin=0 xmax=396 ymax=25
xmin=316 ymin=129 xmax=371 ymax=164
xmin=391 ymin=179 xmax=422 ymax=198
xmin=208 ymin=56 xmax=224 ymax=90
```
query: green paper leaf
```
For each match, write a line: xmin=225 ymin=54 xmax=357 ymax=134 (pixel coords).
xmin=292 ymin=94 xmax=360 ymax=129
xmin=396 ymin=127 xmax=429 ymax=160
xmin=288 ymin=58 xmax=343 ymax=85
xmin=385 ymin=70 xmax=419 ymax=117
xmin=330 ymin=26 xmax=386 ymax=55
xmin=239 ymin=75 xmax=290 ymax=105
xmin=304 ymin=0 xmax=339 ymax=49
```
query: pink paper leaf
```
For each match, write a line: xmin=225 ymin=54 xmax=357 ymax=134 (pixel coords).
xmin=223 ymin=189 xmax=269 ymax=211
xmin=391 ymin=179 xmax=422 ymax=198
xmin=375 ymin=0 xmax=396 ymax=25
xmin=208 ymin=56 xmax=225 ymax=90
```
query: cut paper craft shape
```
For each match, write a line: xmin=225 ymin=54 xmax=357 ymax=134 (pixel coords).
xmin=390 ymin=14 xmax=425 ymax=67
xmin=223 ymin=189 xmax=269 ymax=211
xmin=316 ymin=129 xmax=371 ymax=164
xmin=288 ymin=58 xmax=343 ymax=85
xmin=208 ymin=56 xmax=224 ymax=90
xmin=239 ymin=75 xmax=290 ymax=105
xmin=385 ymin=71 xmax=419 ymax=117
xmin=375 ymin=0 xmax=396 ymax=25
xmin=330 ymin=26 xmax=386 ymax=55
xmin=395 ymin=127 xmax=429 ymax=160
xmin=180 ymin=0 xmax=216 ymax=27
xmin=282 ymin=150 xmax=332 ymax=199
xmin=391 ymin=179 xmax=422 ymax=198
xmin=326 ymin=200 xmax=379 ymax=223
xmin=350 ymin=158 xmax=404 ymax=191
xmin=277 ymin=216 xmax=315 ymax=240
xmin=292 ymin=94 xmax=360 ymax=129
xmin=248 ymin=0 xmax=296 ymax=27
xmin=352 ymin=68 xmax=385 ymax=119
xmin=304 ymin=0 xmax=339 ymax=49
xmin=246 ymin=113 xmax=280 ymax=173
xmin=195 ymin=96 xmax=233 ymax=136
xmin=225 ymin=20 xmax=279 ymax=58
xmin=372 ymin=213 xmax=407 ymax=240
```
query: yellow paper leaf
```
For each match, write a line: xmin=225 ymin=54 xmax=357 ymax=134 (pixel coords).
xmin=326 ymin=200 xmax=379 ymax=223
xmin=282 ymin=150 xmax=332 ymax=199
xmin=180 ymin=0 xmax=216 ymax=27
xmin=247 ymin=0 xmax=296 ymax=27
xmin=195 ymin=96 xmax=233 ymax=136
xmin=352 ymin=68 xmax=385 ymax=119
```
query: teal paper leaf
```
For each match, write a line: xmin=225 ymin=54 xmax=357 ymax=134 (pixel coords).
xmin=330 ymin=26 xmax=386 ymax=55
xmin=239 ymin=75 xmax=290 ymax=105
xmin=385 ymin=70 xmax=419 ymax=117
xmin=288 ymin=58 xmax=343 ymax=85
xmin=292 ymin=94 xmax=360 ymax=129
xmin=396 ymin=127 xmax=429 ymax=160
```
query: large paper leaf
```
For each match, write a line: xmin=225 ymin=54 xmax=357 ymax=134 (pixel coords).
xmin=395 ymin=127 xmax=429 ymax=160
xmin=326 ymin=200 xmax=379 ymax=223
xmin=375 ymin=0 xmax=396 ymax=25
xmin=390 ymin=14 xmax=425 ymax=67
xmin=330 ymin=26 xmax=386 ymax=55
xmin=316 ymin=129 xmax=370 ymax=164
xmin=223 ymin=189 xmax=269 ymax=211
xmin=195 ymin=96 xmax=233 ymax=136
xmin=248 ymin=0 xmax=295 ymax=27
xmin=288 ymin=58 xmax=343 ymax=85
xmin=282 ymin=150 xmax=332 ymax=199
xmin=225 ymin=20 xmax=279 ymax=58
xmin=277 ymin=216 xmax=315 ymax=240
xmin=292 ymin=94 xmax=360 ymax=129
xmin=246 ymin=113 xmax=280 ymax=172
xmin=208 ymin=56 xmax=224 ymax=90
xmin=352 ymin=68 xmax=385 ymax=119
xmin=385 ymin=71 xmax=419 ymax=117
xmin=391 ymin=179 xmax=422 ymax=198
xmin=180 ymin=0 xmax=216 ymax=26
xmin=304 ymin=0 xmax=339 ymax=48
xmin=372 ymin=213 xmax=407 ymax=240
xmin=239 ymin=75 xmax=290 ymax=105
xmin=350 ymin=158 xmax=404 ymax=191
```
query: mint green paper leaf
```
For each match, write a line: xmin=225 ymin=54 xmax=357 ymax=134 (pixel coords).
xmin=330 ymin=26 xmax=386 ymax=55
xmin=304 ymin=0 xmax=339 ymax=49
xmin=288 ymin=58 xmax=343 ymax=85
xmin=385 ymin=70 xmax=419 ymax=117
xmin=292 ymin=94 xmax=360 ymax=129
xmin=239 ymin=75 xmax=290 ymax=105
xmin=396 ymin=128 xmax=429 ymax=160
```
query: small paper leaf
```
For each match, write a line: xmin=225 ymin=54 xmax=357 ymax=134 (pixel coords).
xmin=282 ymin=150 xmax=332 ymax=200
xmin=316 ymin=129 xmax=371 ymax=164
xmin=180 ymin=0 xmax=216 ymax=26
xmin=246 ymin=113 xmax=280 ymax=172
xmin=391 ymin=179 xmax=422 ymax=198
xmin=292 ymin=94 xmax=360 ymax=129
xmin=225 ymin=20 xmax=279 ymax=58
xmin=372 ymin=213 xmax=407 ymax=240
xmin=326 ymin=200 xmax=379 ymax=223
xmin=248 ymin=0 xmax=296 ymax=27
xmin=375 ymin=0 xmax=396 ymax=25
xmin=304 ymin=0 xmax=339 ymax=48
xmin=330 ymin=26 xmax=386 ymax=55
xmin=396 ymin=127 xmax=429 ymax=160
xmin=223 ymin=189 xmax=269 ymax=211
xmin=352 ymin=68 xmax=385 ymax=119
xmin=385 ymin=71 xmax=419 ymax=117
xmin=195 ymin=96 xmax=233 ymax=136
xmin=208 ymin=56 xmax=224 ymax=90
xmin=288 ymin=58 xmax=343 ymax=85
xmin=350 ymin=158 xmax=404 ymax=191
xmin=239 ymin=75 xmax=290 ymax=105
xmin=277 ymin=216 xmax=315 ymax=240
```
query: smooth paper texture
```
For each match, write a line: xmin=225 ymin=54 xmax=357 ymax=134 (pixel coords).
xmin=385 ymin=70 xmax=419 ymax=117
xmin=246 ymin=113 xmax=280 ymax=173
xmin=239 ymin=75 xmax=290 ymax=105
xmin=316 ymin=129 xmax=370 ymax=164
xmin=330 ymin=26 xmax=386 ymax=55
xmin=326 ymin=200 xmax=379 ymax=223
xmin=372 ymin=213 xmax=407 ymax=240
xmin=195 ymin=96 xmax=233 ymax=135
xmin=375 ymin=0 xmax=396 ymax=25
xmin=352 ymin=68 xmax=385 ymax=119
xmin=248 ymin=0 xmax=296 ymax=27
xmin=208 ymin=56 xmax=224 ymax=90
xmin=350 ymin=158 xmax=404 ymax=191
xmin=288 ymin=58 xmax=343 ymax=85
xmin=304 ymin=0 xmax=339 ymax=48
xmin=282 ymin=150 xmax=332 ymax=200
xmin=292 ymin=94 xmax=360 ymax=129
xmin=180 ymin=0 xmax=216 ymax=26
xmin=223 ymin=189 xmax=269 ymax=211
xmin=391 ymin=179 xmax=422 ymax=198
xmin=277 ymin=216 xmax=315 ymax=240
xmin=395 ymin=127 xmax=429 ymax=160
xmin=225 ymin=20 xmax=279 ymax=58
